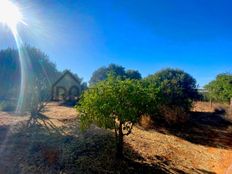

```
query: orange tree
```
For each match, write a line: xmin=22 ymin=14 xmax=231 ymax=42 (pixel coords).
xmin=76 ymin=76 xmax=161 ymax=159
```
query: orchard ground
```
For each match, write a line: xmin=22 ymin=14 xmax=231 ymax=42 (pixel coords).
xmin=0 ymin=102 xmax=231 ymax=174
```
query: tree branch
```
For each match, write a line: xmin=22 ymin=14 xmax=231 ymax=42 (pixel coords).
xmin=122 ymin=121 xmax=134 ymax=136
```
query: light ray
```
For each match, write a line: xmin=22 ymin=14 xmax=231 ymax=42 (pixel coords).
xmin=0 ymin=0 xmax=27 ymax=113
xmin=12 ymin=29 xmax=27 ymax=113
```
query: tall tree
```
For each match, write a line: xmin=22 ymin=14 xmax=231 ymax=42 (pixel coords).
xmin=0 ymin=48 xmax=20 ymax=99
xmin=89 ymin=64 xmax=141 ymax=85
xmin=0 ymin=45 xmax=86 ymax=112
xmin=126 ymin=69 xmax=142 ymax=80
xmin=0 ymin=46 xmax=60 ymax=97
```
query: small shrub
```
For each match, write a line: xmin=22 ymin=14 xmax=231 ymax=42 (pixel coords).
xmin=159 ymin=105 xmax=189 ymax=125
xmin=139 ymin=115 xmax=153 ymax=129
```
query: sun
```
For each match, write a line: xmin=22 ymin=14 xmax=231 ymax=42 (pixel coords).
xmin=0 ymin=0 xmax=24 ymax=32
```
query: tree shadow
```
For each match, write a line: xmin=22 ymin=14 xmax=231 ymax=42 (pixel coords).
xmin=0 ymin=113 xmax=216 ymax=174
xmin=124 ymin=142 xmax=216 ymax=174
xmin=57 ymin=100 xmax=77 ymax=107
xmin=26 ymin=113 xmax=65 ymax=134
xmin=0 ymin=125 xmax=9 ymax=142
xmin=152 ymin=111 xmax=232 ymax=149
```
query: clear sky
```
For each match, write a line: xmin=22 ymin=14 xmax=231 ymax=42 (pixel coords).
xmin=0 ymin=0 xmax=231 ymax=87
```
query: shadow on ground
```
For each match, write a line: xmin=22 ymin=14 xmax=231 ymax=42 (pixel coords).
xmin=151 ymin=111 xmax=232 ymax=149
xmin=0 ymin=112 xmax=216 ymax=174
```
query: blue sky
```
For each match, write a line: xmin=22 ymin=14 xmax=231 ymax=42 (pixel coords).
xmin=0 ymin=0 xmax=231 ymax=86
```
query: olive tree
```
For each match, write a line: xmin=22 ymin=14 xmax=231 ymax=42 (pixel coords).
xmin=76 ymin=77 xmax=160 ymax=158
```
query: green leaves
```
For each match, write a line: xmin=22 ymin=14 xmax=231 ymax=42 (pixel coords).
xmin=144 ymin=68 xmax=199 ymax=111
xmin=76 ymin=76 xmax=161 ymax=131
xmin=89 ymin=64 xmax=142 ymax=85
xmin=205 ymin=73 xmax=232 ymax=103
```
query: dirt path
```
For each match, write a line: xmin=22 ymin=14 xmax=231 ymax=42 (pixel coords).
xmin=192 ymin=102 xmax=232 ymax=174
xmin=213 ymin=148 xmax=232 ymax=174
xmin=0 ymin=112 xmax=29 ymax=126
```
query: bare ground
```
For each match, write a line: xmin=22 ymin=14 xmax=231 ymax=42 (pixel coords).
xmin=0 ymin=102 xmax=232 ymax=174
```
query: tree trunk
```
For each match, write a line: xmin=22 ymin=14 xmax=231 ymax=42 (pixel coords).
xmin=115 ymin=122 xmax=124 ymax=159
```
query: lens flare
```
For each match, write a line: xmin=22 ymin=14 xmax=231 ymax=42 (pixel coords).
xmin=0 ymin=0 xmax=27 ymax=113
xmin=0 ymin=0 xmax=26 ymax=32
xmin=13 ymin=30 xmax=28 ymax=113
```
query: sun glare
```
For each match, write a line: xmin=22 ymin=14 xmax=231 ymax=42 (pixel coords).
xmin=0 ymin=0 xmax=27 ymax=113
xmin=0 ymin=0 xmax=24 ymax=32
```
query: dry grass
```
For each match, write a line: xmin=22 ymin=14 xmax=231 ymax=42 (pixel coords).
xmin=0 ymin=111 xmax=29 ymax=125
xmin=192 ymin=101 xmax=229 ymax=113
xmin=0 ymin=102 xmax=232 ymax=173
xmin=126 ymin=126 xmax=220 ymax=173
xmin=139 ymin=115 xmax=153 ymax=129
xmin=193 ymin=101 xmax=232 ymax=122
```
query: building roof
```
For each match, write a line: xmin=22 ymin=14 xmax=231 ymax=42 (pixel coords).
xmin=52 ymin=70 xmax=80 ymax=88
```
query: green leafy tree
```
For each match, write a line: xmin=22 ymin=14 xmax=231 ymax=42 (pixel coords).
xmin=126 ymin=69 xmax=142 ymax=80
xmin=76 ymin=77 xmax=160 ymax=158
xmin=89 ymin=64 xmax=141 ymax=85
xmin=0 ymin=46 xmax=60 ymax=96
xmin=145 ymin=68 xmax=199 ymax=110
xmin=145 ymin=68 xmax=199 ymax=124
xmin=205 ymin=73 xmax=232 ymax=103
xmin=0 ymin=48 xmax=21 ymax=100
xmin=89 ymin=67 xmax=109 ymax=85
xmin=0 ymin=46 xmax=60 ymax=111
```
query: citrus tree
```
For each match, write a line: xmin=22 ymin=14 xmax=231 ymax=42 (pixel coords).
xmin=76 ymin=77 xmax=161 ymax=158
